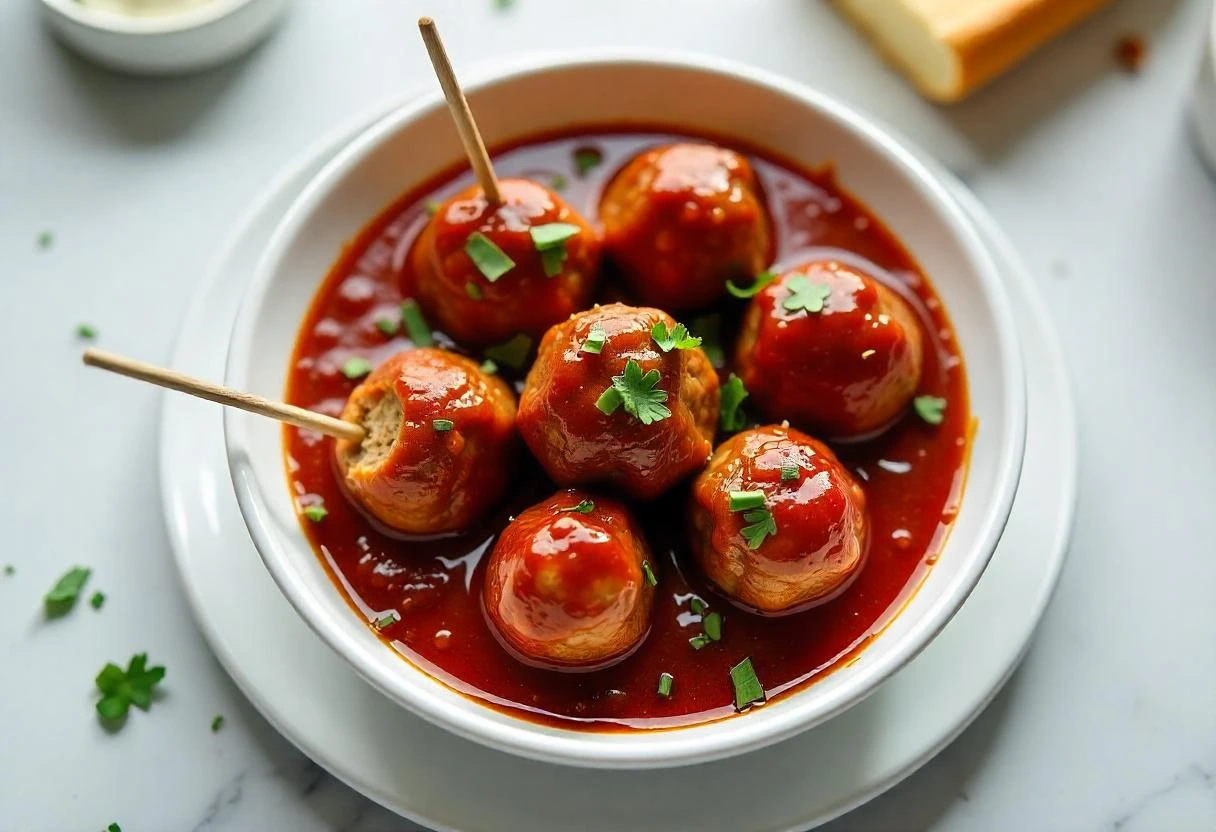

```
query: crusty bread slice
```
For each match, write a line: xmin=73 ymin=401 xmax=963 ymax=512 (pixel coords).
xmin=834 ymin=0 xmax=1115 ymax=102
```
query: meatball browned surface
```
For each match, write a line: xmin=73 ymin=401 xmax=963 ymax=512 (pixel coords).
xmin=411 ymin=178 xmax=600 ymax=347
xmin=333 ymin=348 xmax=517 ymax=535
xmin=483 ymin=491 xmax=656 ymax=671
xmin=517 ymin=303 xmax=719 ymax=499
xmin=690 ymin=425 xmax=868 ymax=614
xmin=600 ymin=143 xmax=772 ymax=311
xmin=735 ymin=260 xmax=924 ymax=439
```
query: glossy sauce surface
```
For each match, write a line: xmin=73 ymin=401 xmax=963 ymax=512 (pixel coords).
xmin=284 ymin=129 xmax=970 ymax=730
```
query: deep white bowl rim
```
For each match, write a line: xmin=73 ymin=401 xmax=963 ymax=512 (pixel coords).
xmin=225 ymin=48 xmax=1027 ymax=769
xmin=38 ymin=0 xmax=255 ymax=34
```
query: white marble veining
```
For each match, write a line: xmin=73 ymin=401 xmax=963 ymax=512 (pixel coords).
xmin=2 ymin=0 xmax=1215 ymax=830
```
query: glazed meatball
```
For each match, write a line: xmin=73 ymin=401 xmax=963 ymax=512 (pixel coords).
xmin=483 ymin=491 xmax=656 ymax=670
xmin=689 ymin=425 xmax=869 ymax=614
xmin=517 ymin=303 xmax=719 ymax=499
xmin=333 ymin=348 xmax=516 ymax=535
xmin=734 ymin=260 xmax=924 ymax=439
xmin=411 ymin=178 xmax=600 ymax=347
xmin=600 ymin=143 xmax=772 ymax=311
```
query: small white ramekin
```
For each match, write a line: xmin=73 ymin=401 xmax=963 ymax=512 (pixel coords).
xmin=37 ymin=0 xmax=287 ymax=75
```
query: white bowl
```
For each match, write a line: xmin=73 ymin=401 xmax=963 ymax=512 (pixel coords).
xmin=1191 ymin=1 xmax=1216 ymax=174
xmin=225 ymin=51 xmax=1026 ymax=769
xmin=38 ymin=0 xmax=287 ymax=75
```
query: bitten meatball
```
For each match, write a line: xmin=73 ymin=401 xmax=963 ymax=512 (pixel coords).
xmin=690 ymin=425 xmax=869 ymax=614
xmin=483 ymin=491 xmax=657 ymax=670
xmin=734 ymin=259 xmax=925 ymax=439
xmin=333 ymin=348 xmax=516 ymax=535
xmin=411 ymin=178 xmax=600 ymax=347
xmin=517 ymin=303 xmax=719 ymax=499
xmin=600 ymin=143 xmax=772 ymax=311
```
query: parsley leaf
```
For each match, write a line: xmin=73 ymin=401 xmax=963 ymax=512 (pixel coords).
xmin=211 ymin=715 xmax=224 ymax=732
xmin=465 ymin=232 xmax=515 ymax=282
xmin=582 ymin=325 xmax=606 ymax=354
xmin=573 ymin=147 xmax=603 ymax=176
xmin=90 ymin=591 xmax=106 ymax=610
xmin=558 ymin=499 xmax=595 ymax=514
xmin=741 ymin=509 xmax=778 ymax=549
xmin=483 ymin=334 xmax=532 ymax=370
xmin=651 ymin=321 xmax=702 ymax=352
xmin=45 ymin=566 xmax=91 ymax=618
xmin=782 ymin=274 xmax=833 ymax=314
xmin=107 ymin=824 xmax=122 ymax=832
xmin=726 ymin=270 xmax=777 ymax=299
xmin=95 ymin=653 xmax=166 ymax=722
xmin=341 ymin=357 xmax=373 ymax=380
xmin=598 ymin=359 xmax=671 ymax=425
xmin=913 ymin=395 xmax=947 ymax=425
xmin=76 ymin=323 xmax=98 ymax=340
xmin=720 ymin=374 xmax=749 ymax=432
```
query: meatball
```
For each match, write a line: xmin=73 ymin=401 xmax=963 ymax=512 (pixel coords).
xmin=689 ymin=425 xmax=869 ymax=614
xmin=734 ymin=259 xmax=924 ymax=439
xmin=483 ymin=491 xmax=656 ymax=670
xmin=517 ymin=303 xmax=719 ymax=499
xmin=600 ymin=143 xmax=772 ymax=311
xmin=410 ymin=178 xmax=599 ymax=347
xmin=333 ymin=348 xmax=516 ymax=535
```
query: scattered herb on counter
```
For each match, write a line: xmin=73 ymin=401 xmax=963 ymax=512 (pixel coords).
xmin=595 ymin=359 xmax=671 ymax=425
xmin=493 ymin=0 xmax=514 ymax=9
xmin=211 ymin=715 xmax=224 ymax=733
xmin=75 ymin=323 xmax=98 ymax=340
xmin=729 ymin=657 xmax=766 ymax=711
xmin=483 ymin=333 xmax=532 ymax=371
xmin=3 ymin=564 xmax=13 ymax=576
xmin=432 ymin=419 xmax=455 ymax=432
xmin=36 ymin=230 xmax=53 ymax=250
xmin=913 ymin=395 xmax=947 ymax=426
xmin=782 ymin=275 xmax=833 ymax=314
xmin=657 ymin=672 xmax=674 ymax=698
xmin=302 ymin=504 xmax=328 ymax=523
xmin=95 ymin=653 xmax=166 ymax=723
xmin=341 ymin=357 xmax=373 ymax=380
xmin=573 ymin=147 xmax=603 ymax=177
xmin=89 ymin=591 xmax=106 ymax=610
xmin=45 ymin=566 xmax=91 ymax=618
xmin=719 ymin=374 xmax=749 ymax=431
xmin=400 ymin=298 xmax=434 ymax=347
xmin=650 ymin=321 xmax=702 ymax=352
xmin=641 ymin=560 xmax=658 ymax=587
xmin=107 ymin=824 xmax=122 ymax=832
xmin=465 ymin=232 xmax=515 ymax=282
xmin=726 ymin=270 xmax=776 ymax=299
xmin=558 ymin=499 xmax=595 ymax=514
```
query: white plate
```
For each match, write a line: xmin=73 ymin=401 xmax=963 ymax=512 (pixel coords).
xmin=159 ymin=99 xmax=1075 ymax=831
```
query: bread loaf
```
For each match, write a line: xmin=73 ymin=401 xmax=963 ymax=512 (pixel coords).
xmin=833 ymin=0 xmax=1115 ymax=102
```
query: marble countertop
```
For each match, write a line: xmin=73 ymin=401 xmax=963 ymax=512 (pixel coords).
xmin=3 ymin=0 xmax=1215 ymax=829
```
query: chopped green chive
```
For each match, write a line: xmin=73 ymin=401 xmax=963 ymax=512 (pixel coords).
xmin=36 ymin=230 xmax=53 ymax=250
xmin=582 ymin=325 xmax=606 ymax=354
xmin=75 ymin=323 xmax=98 ymax=340
xmin=703 ymin=612 xmax=723 ymax=641
xmin=425 ymin=200 xmax=441 ymax=217
xmin=95 ymin=653 xmax=166 ymax=723
xmin=782 ymin=274 xmax=833 ymax=314
xmin=730 ymin=657 xmax=766 ymax=711
xmin=641 ymin=560 xmax=658 ymax=587
xmin=211 ymin=715 xmax=224 ymax=732
xmin=90 ymin=591 xmax=106 ymax=610
xmin=375 ymin=317 xmax=398 ymax=336
xmin=302 ymin=504 xmax=328 ymax=523
xmin=551 ymin=174 xmax=568 ymax=191
xmin=689 ymin=597 xmax=706 ymax=616
xmin=464 ymin=231 xmax=515 ymax=282
xmin=530 ymin=222 xmax=580 ymax=251
xmin=689 ymin=635 xmax=711 ymax=651
xmin=374 ymin=613 xmax=398 ymax=630
xmin=598 ymin=359 xmax=670 ymax=425
xmin=719 ymin=374 xmax=749 ymax=432
xmin=690 ymin=314 xmax=725 ymax=367
xmin=539 ymin=246 xmax=567 ymax=277
xmin=400 ymin=298 xmax=434 ymax=347
xmin=493 ymin=0 xmax=513 ymax=9
xmin=108 ymin=824 xmax=122 ymax=832
xmin=913 ymin=395 xmax=947 ymax=425
xmin=728 ymin=490 xmax=766 ymax=512
xmin=480 ymin=359 xmax=498 ymax=375
xmin=741 ymin=509 xmax=778 ymax=550
xmin=432 ymin=419 xmax=455 ymax=432
xmin=780 ymin=462 xmax=799 ymax=481
xmin=3 ymin=564 xmax=14 ymax=576
xmin=558 ymin=499 xmax=595 ymax=514
xmin=483 ymin=333 xmax=532 ymax=370
xmin=726 ymin=270 xmax=777 ymax=299
xmin=657 ymin=672 xmax=674 ymax=698
xmin=574 ymin=148 xmax=603 ymax=176
xmin=45 ymin=566 xmax=91 ymax=618
xmin=341 ymin=357 xmax=373 ymax=379
xmin=651 ymin=320 xmax=702 ymax=352
xmin=465 ymin=281 xmax=484 ymax=301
